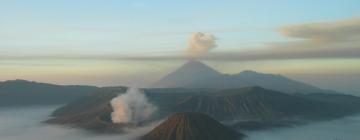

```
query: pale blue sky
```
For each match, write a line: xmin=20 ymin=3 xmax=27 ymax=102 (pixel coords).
xmin=1 ymin=0 xmax=359 ymax=56
xmin=0 ymin=0 xmax=360 ymax=94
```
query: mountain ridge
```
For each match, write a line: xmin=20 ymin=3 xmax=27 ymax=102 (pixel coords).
xmin=154 ymin=61 xmax=324 ymax=94
xmin=0 ymin=79 xmax=99 ymax=106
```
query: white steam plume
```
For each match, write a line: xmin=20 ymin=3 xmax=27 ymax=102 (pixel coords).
xmin=186 ymin=32 xmax=217 ymax=58
xmin=110 ymin=87 xmax=157 ymax=124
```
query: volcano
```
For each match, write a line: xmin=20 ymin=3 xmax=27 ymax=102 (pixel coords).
xmin=155 ymin=60 xmax=324 ymax=94
xmin=155 ymin=60 xmax=222 ymax=88
xmin=140 ymin=112 xmax=245 ymax=140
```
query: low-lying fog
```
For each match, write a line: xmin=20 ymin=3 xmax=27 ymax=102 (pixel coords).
xmin=0 ymin=106 xmax=152 ymax=140
xmin=1 ymin=106 xmax=360 ymax=140
xmin=245 ymin=116 xmax=360 ymax=140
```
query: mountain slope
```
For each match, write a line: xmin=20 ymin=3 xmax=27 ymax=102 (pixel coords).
xmin=154 ymin=61 xmax=324 ymax=94
xmin=171 ymin=87 xmax=329 ymax=120
xmin=0 ymin=80 xmax=99 ymax=106
xmin=155 ymin=60 xmax=223 ymax=88
xmin=46 ymin=87 xmax=127 ymax=133
xmin=140 ymin=112 xmax=244 ymax=140
xmin=47 ymin=86 xmax=360 ymax=132
xmin=230 ymin=70 xmax=323 ymax=94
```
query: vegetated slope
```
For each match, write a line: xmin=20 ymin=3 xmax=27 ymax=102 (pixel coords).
xmin=140 ymin=112 xmax=245 ymax=140
xmin=0 ymin=80 xmax=98 ymax=106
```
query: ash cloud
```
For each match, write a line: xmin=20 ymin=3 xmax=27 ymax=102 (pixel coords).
xmin=186 ymin=32 xmax=217 ymax=58
xmin=110 ymin=87 xmax=157 ymax=124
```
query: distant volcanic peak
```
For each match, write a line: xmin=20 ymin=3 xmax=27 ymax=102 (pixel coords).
xmin=141 ymin=112 xmax=244 ymax=140
xmin=183 ymin=60 xmax=207 ymax=67
xmin=183 ymin=60 xmax=203 ymax=65
xmin=155 ymin=60 xmax=323 ymax=94
xmin=178 ymin=60 xmax=220 ymax=75
xmin=154 ymin=60 xmax=222 ymax=88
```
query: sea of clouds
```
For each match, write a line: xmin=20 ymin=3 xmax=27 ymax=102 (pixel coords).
xmin=1 ymin=106 xmax=360 ymax=140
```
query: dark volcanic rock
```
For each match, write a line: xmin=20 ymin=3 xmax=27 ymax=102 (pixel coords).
xmin=140 ymin=112 xmax=245 ymax=140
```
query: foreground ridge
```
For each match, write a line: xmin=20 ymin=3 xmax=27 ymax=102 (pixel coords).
xmin=140 ymin=112 xmax=245 ymax=140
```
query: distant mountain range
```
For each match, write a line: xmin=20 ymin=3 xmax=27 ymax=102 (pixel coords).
xmin=155 ymin=60 xmax=327 ymax=94
xmin=0 ymin=80 xmax=99 ymax=106
xmin=0 ymin=60 xmax=337 ymax=107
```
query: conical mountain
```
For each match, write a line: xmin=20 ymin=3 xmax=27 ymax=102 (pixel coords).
xmin=155 ymin=60 xmax=222 ymax=88
xmin=140 ymin=112 xmax=244 ymax=140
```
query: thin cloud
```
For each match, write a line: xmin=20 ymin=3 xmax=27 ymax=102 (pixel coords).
xmin=1 ymin=18 xmax=359 ymax=62
xmin=115 ymin=18 xmax=360 ymax=61
xmin=278 ymin=18 xmax=360 ymax=42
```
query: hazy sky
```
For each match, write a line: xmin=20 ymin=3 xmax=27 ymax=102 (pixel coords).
xmin=0 ymin=0 xmax=359 ymax=94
